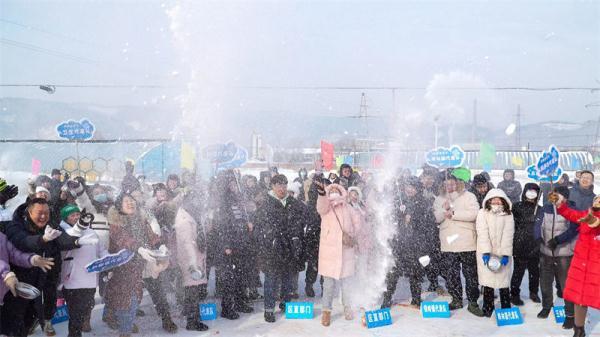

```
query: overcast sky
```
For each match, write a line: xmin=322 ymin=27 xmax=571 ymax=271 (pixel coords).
xmin=1 ymin=0 xmax=599 ymax=130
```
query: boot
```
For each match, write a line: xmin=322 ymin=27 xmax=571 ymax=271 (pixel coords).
xmin=482 ymin=308 xmax=493 ymax=318
xmin=449 ymin=298 xmax=463 ymax=310
xmin=161 ymin=315 xmax=178 ymax=333
xmin=27 ymin=320 xmax=40 ymax=335
xmin=530 ymin=293 xmax=541 ymax=303
xmin=573 ymin=325 xmax=586 ymax=337
xmin=186 ymin=320 xmax=209 ymax=331
xmin=264 ymin=311 xmax=276 ymax=323
xmin=537 ymin=308 xmax=551 ymax=319
xmin=248 ymin=288 xmax=263 ymax=300
xmin=305 ymin=285 xmax=315 ymax=298
xmin=380 ymin=293 xmax=392 ymax=309
xmin=467 ymin=302 xmax=484 ymax=317
xmin=410 ymin=298 xmax=422 ymax=308
xmin=221 ymin=309 xmax=240 ymax=320
xmin=321 ymin=310 xmax=331 ymax=327
xmin=43 ymin=321 xmax=56 ymax=337
xmin=235 ymin=302 xmax=254 ymax=314
xmin=344 ymin=306 xmax=354 ymax=320
xmin=510 ymin=295 xmax=524 ymax=306
xmin=81 ymin=318 xmax=92 ymax=332
xmin=563 ymin=316 xmax=575 ymax=329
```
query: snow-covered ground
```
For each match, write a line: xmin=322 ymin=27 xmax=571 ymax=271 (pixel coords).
xmin=33 ymin=269 xmax=600 ymax=337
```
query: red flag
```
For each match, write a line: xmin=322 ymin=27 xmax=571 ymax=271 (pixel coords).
xmin=320 ymin=140 xmax=335 ymax=171
xmin=372 ymin=153 xmax=385 ymax=169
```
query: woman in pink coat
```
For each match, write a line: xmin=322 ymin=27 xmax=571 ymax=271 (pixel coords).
xmin=317 ymin=183 xmax=361 ymax=327
xmin=173 ymin=191 xmax=209 ymax=332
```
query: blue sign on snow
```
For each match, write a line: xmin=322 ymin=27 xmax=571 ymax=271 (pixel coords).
xmin=537 ymin=145 xmax=561 ymax=176
xmin=285 ymin=302 xmax=314 ymax=319
xmin=85 ymin=249 xmax=134 ymax=273
xmin=553 ymin=306 xmax=566 ymax=324
xmin=495 ymin=307 xmax=523 ymax=326
xmin=51 ymin=304 xmax=69 ymax=324
xmin=56 ymin=119 xmax=95 ymax=140
xmin=421 ymin=301 xmax=451 ymax=318
xmin=527 ymin=164 xmax=562 ymax=183
xmin=200 ymin=303 xmax=218 ymax=321
xmin=365 ymin=308 xmax=393 ymax=329
xmin=425 ymin=145 xmax=465 ymax=168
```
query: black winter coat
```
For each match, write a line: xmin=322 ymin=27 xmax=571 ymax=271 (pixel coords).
xmin=5 ymin=203 xmax=79 ymax=290
xmin=254 ymin=195 xmax=306 ymax=273
xmin=512 ymin=183 xmax=541 ymax=257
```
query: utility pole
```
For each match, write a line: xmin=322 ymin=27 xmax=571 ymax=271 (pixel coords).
xmin=359 ymin=92 xmax=369 ymax=138
xmin=471 ymin=99 xmax=477 ymax=144
xmin=515 ymin=104 xmax=522 ymax=150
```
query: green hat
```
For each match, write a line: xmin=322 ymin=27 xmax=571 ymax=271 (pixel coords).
xmin=451 ymin=167 xmax=471 ymax=183
xmin=0 ymin=178 xmax=7 ymax=192
xmin=60 ymin=204 xmax=80 ymax=220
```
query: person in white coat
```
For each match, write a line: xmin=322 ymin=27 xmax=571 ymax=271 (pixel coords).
xmin=433 ymin=169 xmax=484 ymax=316
xmin=475 ymin=188 xmax=515 ymax=317
xmin=58 ymin=204 xmax=105 ymax=337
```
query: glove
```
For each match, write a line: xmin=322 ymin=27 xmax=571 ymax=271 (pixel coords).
xmin=0 ymin=184 xmax=19 ymax=205
xmin=291 ymin=237 xmax=302 ymax=260
xmin=548 ymin=192 xmax=565 ymax=206
xmin=547 ymin=238 xmax=559 ymax=250
xmin=43 ymin=226 xmax=62 ymax=242
xmin=66 ymin=225 xmax=83 ymax=237
xmin=30 ymin=255 xmax=55 ymax=272
xmin=3 ymin=272 xmax=18 ymax=296
xmin=76 ymin=233 xmax=99 ymax=246
xmin=579 ymin=210 xmax=600 ymax=228
xmin=137 ymin=247 xmax=156 ymax=263
xmin=501 ymin=256 xmax=509 ymax=266
xmin=158 ymin=244 xmax=169 ymax=255
xmin=482 ymin=253 xmax=490 ymax=265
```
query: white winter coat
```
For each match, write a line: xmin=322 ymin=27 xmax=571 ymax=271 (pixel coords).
xmin=434 ymin=190 xmax=480 ymax=252
xmin=475 ymin=189 xmax=515 ymax=289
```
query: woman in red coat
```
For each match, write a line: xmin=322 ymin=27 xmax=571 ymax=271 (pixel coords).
xmin=550 ymin=193 xmax=600 ymax=337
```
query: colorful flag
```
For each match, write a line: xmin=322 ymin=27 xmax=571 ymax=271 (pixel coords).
xmin=31 ymin=158 xmax=41 ymax=176
xmin=180 ymin=141 xmax=196 ymax=170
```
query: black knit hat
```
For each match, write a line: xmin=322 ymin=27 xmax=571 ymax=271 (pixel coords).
xmin=554 ymin=186 xmax=570 ymax=199
xmin=473 ymin=173 xmax=488 ymax=186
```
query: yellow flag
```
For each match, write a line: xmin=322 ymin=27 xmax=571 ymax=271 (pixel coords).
xmin=511 ymin=156 xmax=524 ymax=167
xmin=181 ymin=141 xmax=196 ymax=170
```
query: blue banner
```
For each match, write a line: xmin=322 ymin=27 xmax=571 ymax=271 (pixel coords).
xmin=527 ymin=164 xmax=562 ymax=183
xmin=425 ymin=145 xmax=465 ymax=168
xmin=51 ymin=304 xmax=69 ymax=324
xmin=495 ymin=307 xmax=523 ymax=326
xmin=56 ymin=119 xmax=95 ymax=140
xmin=200 ymin=303 xmax=218 ymax=321
xmin=553 ymin=306 xmax=566 ymax=324
xmin=86 ymin=249 xmax=134 ymax=273
xmin=285 ymin=302 xmax=314 ymax=319
xmin=421 ymin=301 xmax=450 ymax=318
xmin=201 ymin=142 xmax=248 ymax=171
xmin=537 ymin=145 xmax=561 ymax=176
xmin=365 ymin=308 xmax=393 ymax=329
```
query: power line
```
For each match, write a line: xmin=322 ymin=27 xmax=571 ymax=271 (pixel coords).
xmin=0 ymin=38 xmax=97 ymax=64
xmin=0 ymin=83 xmax=598 ymax=91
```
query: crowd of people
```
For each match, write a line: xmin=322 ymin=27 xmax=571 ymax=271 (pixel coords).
xmin=0 ymin=162 xmax=598 ymax=337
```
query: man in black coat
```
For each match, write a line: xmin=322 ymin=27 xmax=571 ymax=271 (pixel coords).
xmin=2 ymin=198 xmax=80 ymax=337
xmin=254 ymin=174 xmax=305 ymax=323
xmin=510 ymin=182 xmax=542 ymax=305
xmin=303 ymin=176 xmax=323 ymax=298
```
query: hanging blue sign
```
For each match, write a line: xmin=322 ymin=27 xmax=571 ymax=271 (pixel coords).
xmin=200 ymin=303 xmax=218 ymax=321
xmin=421 ymin=301 xmax=450 ymax=318
xmin=365 ymin=308 xmax=393 ymax=329
xmin=537 ymin=145 xmax=561 ymax=176
xmin=285 ymin=302 xmax=314 ymax=319
xmin=85 ymin=249 xmax=134 ymax=273
xmin=201 ymin=142 xmax=248 ymax=171
xmin=56 ymin=119 xmax=95 ymax=140
xmin=495 ymin=307 xmax=523 ymax=326
xmin=425 ymin=145 xmax=465 ymax=168
xmin=51 ymin=303 xmax=69 ymax=324
xmin=553 ymin=306 xmax=566 ymax=324
xmin=527 ymin=164 xmax=562 ymax=183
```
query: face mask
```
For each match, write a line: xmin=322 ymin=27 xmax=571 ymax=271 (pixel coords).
xmin=525 ymin=190 xmax=538 ymax=200
xmin=94 ymin=194 xmax=108 ymax=203
xmin=490 ymin=204 xmax=504 ymax=214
